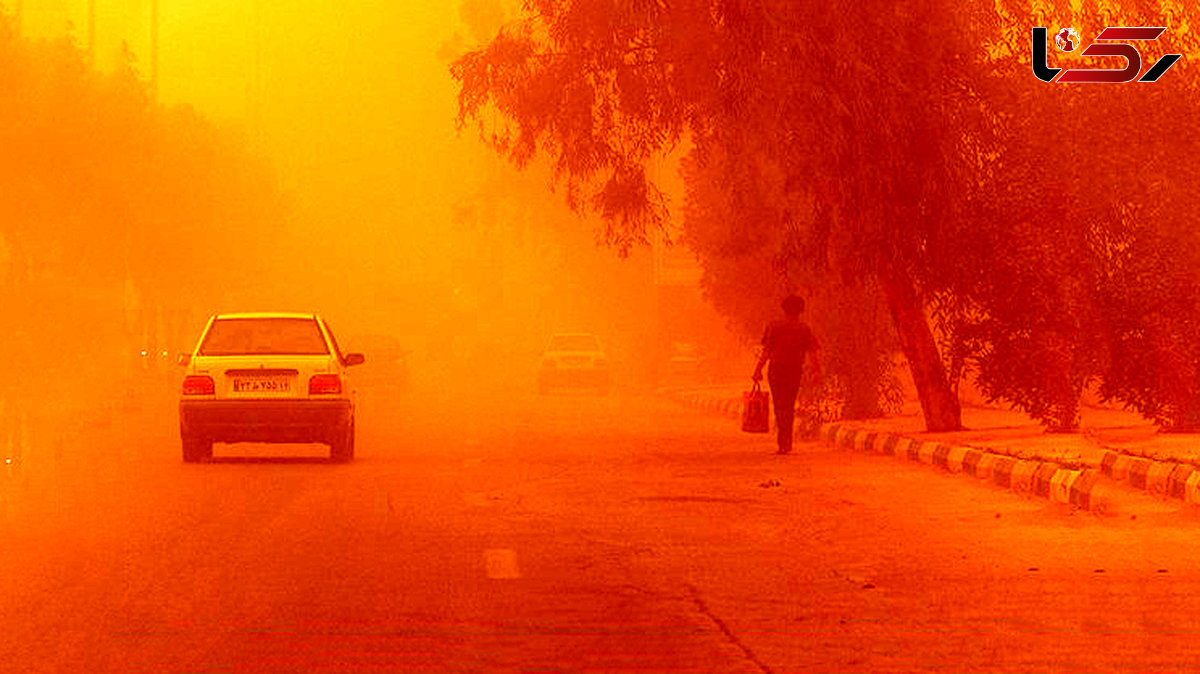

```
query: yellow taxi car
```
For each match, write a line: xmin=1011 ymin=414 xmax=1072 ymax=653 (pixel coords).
xmin=178 ymin=313 xmax=364 ymax=462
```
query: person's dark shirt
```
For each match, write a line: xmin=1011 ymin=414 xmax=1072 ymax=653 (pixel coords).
xmin=761 ymin=318 xmax=818 ymax=367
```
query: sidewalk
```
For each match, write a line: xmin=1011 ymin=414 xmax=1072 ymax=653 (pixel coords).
xmin=664 ymin=384 xmax=1200 ymax=513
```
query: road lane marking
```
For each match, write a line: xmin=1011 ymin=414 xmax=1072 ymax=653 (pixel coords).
xmin=484 ymin=549 xmax=520 ymax=579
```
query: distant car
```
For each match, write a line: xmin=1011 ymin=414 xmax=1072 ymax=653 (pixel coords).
xmin=177 ymin=313 xmax=365 ymax=462
xmin=538 ymin=333 xmax=611 ymax=393
xmin=667 ymin=340 xmax=701 ymax=379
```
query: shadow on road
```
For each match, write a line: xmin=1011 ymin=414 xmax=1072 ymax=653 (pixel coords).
xmin=202 ymin=456 xmax=342 ymax=465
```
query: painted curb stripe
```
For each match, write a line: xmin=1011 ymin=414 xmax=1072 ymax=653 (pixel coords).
xmin=825 ymin=419 xmax=844 ymax=441
xmin=1186 ymin=471 xmax=1200 ymax=505
xmin=833 ymin=426 xmax=851 ymax=447
xmin=1033 ymin=462 xmax=1060 ymax=498
xmin=831 ymin=424 xmax=848 ymax=443
xmin=853 ymin=431 xmax=870 ymax=452
xmin=975 ymin=453 xmax=999 ymax=481
xmin=865 ymin=432 xmax=881 ymax=452
xmin=1128 ymin=458 xmax=1153 ymax=490
xmin=962 ymin=449 xmax=984 ymax=477
xmin=881 ymin=434 xmax=900 ymax=456
xmin=1069 ymin=470 xmax=1100 ymax=510
xmin=931 ymin=444 xmax=952 ymax=469
xmin=1011 ymin=460 xmax=1039 ymax=492
xmin=1169 ymin=464 xmax=1195 ymax=500
xmin=830 ymin=424 xmax=845 ymax=441
xmin=1050 ymin=469 xmax=1080 ymax=504
xmin=812 ymin=427 xmax=1109 ymax=512
xmin=1100 ymin=451 xmax=1121 ymax=477
xmin=992 ymin=457 xmax=1017 ymax=488
xmin=843 ymin=427 xmax=861 ymax=449
xmin=851 ymin=428 xmax=866 ymax=449
xmin=946 ymin=445 xmax=969 ymax=473
xmin=846 ymin=428 xmax=861 ymax=450
xmin=1146 ymin=462 xmax=1177 ymax=495
xmin=1110 ymin=455 xmax=1133 ymax=482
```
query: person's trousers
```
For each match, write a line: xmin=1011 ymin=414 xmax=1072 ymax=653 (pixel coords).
xmin=768 ymin=362 xmax=804 ymax=452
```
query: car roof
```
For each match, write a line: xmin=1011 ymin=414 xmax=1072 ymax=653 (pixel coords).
xmin=549 ymin=332 xmax=599 ymax=338
xmin=212 ymin=312 xmax=319 ymax=320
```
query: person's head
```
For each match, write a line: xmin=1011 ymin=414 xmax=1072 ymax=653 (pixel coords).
xmin=781 ymin=295 xmax=805 ymax=317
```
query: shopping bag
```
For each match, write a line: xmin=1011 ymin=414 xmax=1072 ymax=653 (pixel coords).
xmin=741 ymin=382 xmax=770 ymax=433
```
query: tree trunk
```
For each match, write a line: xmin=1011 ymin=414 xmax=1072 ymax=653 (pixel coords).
xmin=840 ymin=339 xmax=884 ymax=420
xmin=880 ymin=263 xmax=962 ymax=431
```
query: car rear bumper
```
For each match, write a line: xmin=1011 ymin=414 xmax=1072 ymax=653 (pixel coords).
xmin=180 ymin=399 xmax=352 ymax=444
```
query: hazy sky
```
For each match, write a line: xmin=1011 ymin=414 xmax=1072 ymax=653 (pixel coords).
xmin=11 ymin=0 xmax=706 ymax=367
xmin=21 ymin=1 xmax=471 ymax=220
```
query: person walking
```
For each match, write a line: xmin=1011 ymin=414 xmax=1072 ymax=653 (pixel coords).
xmin=753 ymin=295 xmax=821 ymax=454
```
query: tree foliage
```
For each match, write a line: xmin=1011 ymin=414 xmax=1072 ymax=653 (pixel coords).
xmin=454 ymin=0 xmax=1200 ymax=431
xmin=0 ymin=18 xmax=285 ymax=399
xmin=1 ymin=23 xmax=283 ymax=285
xmin=680 ymin=143 xmax=900 ymax=420
xmin=454 ymin=0 xmax=1000 ymax=429
xmin=930 ymin=0 xmax=1200 ymax=429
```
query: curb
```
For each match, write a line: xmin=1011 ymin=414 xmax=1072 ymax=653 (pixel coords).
xmin=671 ymin=391 xmax=743 ymax=421
xmin=820 ymin=423 xmax=1108 ymax=511
xmin=666 ymin=388 xmax=1200 ymax=511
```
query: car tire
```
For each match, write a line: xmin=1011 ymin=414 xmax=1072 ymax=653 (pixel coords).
xmin=330 ymin=418 xmax=355 ymax=463
xmin=182 ymin=436 xmax=212 ymax=463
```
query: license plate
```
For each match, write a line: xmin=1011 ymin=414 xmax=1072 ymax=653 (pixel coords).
xmin=562 ymin=356 xmax=589 ymax=367
xmin=232 ymin=377 xmax=291 ymax=393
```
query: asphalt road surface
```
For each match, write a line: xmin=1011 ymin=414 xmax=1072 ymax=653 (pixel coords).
xmin=5 ymin=381 xmax=1200 ymax=673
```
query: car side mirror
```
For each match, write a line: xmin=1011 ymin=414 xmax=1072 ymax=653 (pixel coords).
xmin=177 ymin=353 xmax=191 ymax=366
xmin=344 ymin=353 xmax=365 ymax=367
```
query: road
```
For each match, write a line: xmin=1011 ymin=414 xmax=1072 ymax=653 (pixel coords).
xmin=4 ymin=379 xmax=1200 ymax=672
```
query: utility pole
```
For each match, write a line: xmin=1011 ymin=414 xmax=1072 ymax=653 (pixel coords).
xmin=251 ymin=0 xmax=263 ymax=148
xmin=87 ymin=0 xmax=96 ymax=68
xmin=151 ymin=0 xmax=159 ymax=99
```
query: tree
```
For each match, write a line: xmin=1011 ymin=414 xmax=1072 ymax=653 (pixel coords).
xmin=0 ymin=24 xmax=286 ymax=402
xmin=453 ymin=0 xmax=1012 ymax=431
xmin=680 ymin=146 xmax=900 ymax=420
xmin=935 ymin=0 xmax=1200 ymax=430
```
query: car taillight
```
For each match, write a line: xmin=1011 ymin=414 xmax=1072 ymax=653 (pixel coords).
xmin=309 ymin=374 xmax=342 ymax=395
xmin=182 ymin=375 xmax=215 ymax=395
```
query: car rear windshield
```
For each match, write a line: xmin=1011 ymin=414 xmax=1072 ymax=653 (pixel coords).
xmin=199 ymin=318 xmax=330 ymax=356
xmin=548 ymin=335 xmax=600 ymax=351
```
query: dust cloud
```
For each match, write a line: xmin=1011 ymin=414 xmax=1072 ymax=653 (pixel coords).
xmin=0 ymin=0 xmax=733 ymax=442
